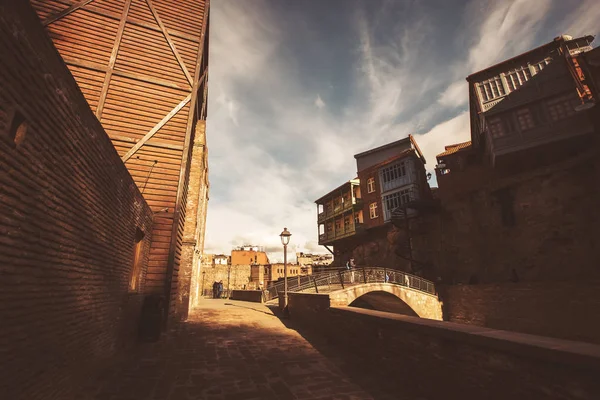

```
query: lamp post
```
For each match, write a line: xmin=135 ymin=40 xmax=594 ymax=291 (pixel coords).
xmin=280 ymin=227 xmax=292 ymax=312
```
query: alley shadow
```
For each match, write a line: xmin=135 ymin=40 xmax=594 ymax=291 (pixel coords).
xmin=265 ymin=304 xmax=406 ymax=400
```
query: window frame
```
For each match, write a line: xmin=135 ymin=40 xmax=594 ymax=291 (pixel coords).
xmin=367 ymin=177 xmax=375 ymax=193
xmin=369 ymin=202 xmax=378 ymax=219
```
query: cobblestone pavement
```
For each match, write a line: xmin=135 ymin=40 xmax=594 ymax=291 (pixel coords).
xmin=89 ymin=300 xmax=375 ymax=400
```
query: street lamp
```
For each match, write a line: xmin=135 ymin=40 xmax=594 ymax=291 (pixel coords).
xmin=280 ymin=227 xmax=292 ymax=312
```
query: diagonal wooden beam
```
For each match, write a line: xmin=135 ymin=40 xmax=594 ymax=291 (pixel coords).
xmin=96 ymin=0 xmax=132 ymax=120
xmin=121 ymin=94 xmax=191 ymax=162
xmin=43 ymin=0 xmax=96 ymax=26
xmin=145 ymin=0 xmax=194 ymax=86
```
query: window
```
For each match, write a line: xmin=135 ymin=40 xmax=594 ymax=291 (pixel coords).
xmin=506 ymin=66 xmax=532 ymax=92
xmin=381 ymin=162 xmax=406 ymax=184
xmin=335 ymin=219 xmax=342 ymax=231
xmin=488 ymin=117 xmax=505 ymax=138
xmin=478 ymin=77 xmax=505 ymax=102
xmin=367 ymin=178 xmax=375 ymax=193
xmin=516 ymin=108 xmax=535 ymax=131
xmin=369 ymin=202 xmax=378 ymax=219
xmin=344 ymin=216 xmax=352 ymax=231
xmin=383 ymin=189 xmax=412 ymax=215
xmin=129 ymin=228 xmax=145 ymax=292
xmin=547 ymin=94 xmax=577 ymax=121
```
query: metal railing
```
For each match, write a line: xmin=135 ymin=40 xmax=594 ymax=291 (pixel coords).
xmin=263 ymin=267 xmax=436 ymax=301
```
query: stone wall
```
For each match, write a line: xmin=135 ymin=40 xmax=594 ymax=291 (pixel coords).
xmin=0 ymin=3 xmax=153 ymax=398
xmin=440 ymin=280 xmax=600 ymax=344
xmin=192 ymin=263 xmax=253 ymax=302
xmin=289 ymin=306 xmax=600 ymax=400
xmin=436 ymin=147 xmax=600 ymax=285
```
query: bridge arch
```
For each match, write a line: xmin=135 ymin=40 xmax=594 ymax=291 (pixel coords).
xmin=328 ymin=283 xmax=443 ymax=320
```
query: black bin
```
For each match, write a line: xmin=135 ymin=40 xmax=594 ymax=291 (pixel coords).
xmin=138 ymin=294 xmax=164 ymax=342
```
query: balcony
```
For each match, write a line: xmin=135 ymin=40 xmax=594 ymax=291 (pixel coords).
xmin=317 ymin=199 xmax=357 ymax=223
xmin=318 ymin=222 xmax=363 ymax=245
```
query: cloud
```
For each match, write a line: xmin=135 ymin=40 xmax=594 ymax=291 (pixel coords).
xmin=204 ymin=0 xmax=596 ymax=262
xmin=437 ymin=0 xmax=552 ymax=108
xmin=315 ymin=94 xmax=326 ymax=109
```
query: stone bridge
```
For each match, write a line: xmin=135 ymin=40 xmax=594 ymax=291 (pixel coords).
xmin=266 ymin=267 xmax=443 ymax=320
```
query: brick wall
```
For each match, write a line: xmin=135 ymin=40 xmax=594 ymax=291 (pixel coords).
xmin=177 ymin=120 xmax=208 ymax=321
xmin=357 ymin=165 xmax=384 ymax=229
xmin=0 ymin=3 xmax=153 ymax=399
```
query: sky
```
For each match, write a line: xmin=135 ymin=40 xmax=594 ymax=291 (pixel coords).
xmin=203 ymin=0 xmax=599 ymax=262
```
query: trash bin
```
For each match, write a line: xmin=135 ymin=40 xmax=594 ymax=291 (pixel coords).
xmin=138 ymin=295 xmax=164 ymax=342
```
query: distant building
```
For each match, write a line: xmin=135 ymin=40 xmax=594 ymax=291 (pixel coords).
xmin=267 ymin=263 xmax=312 ymax=285
xmin=231 ymin=245 xmax=270 ymax=266
xmin=296 ymin=252 xmax=333 ymax=266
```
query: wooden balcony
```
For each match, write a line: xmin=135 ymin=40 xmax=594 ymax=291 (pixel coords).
xmin=317 ymin=199 xmax=359 ymax=223
xmin=318 ymin=222 xmax=364 ymax=245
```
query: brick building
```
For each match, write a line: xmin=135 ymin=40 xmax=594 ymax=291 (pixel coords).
xmin=28 ymin=0 xmax=212 ymax=322
xmin=425 ymin=35 xmax=600 ymax=342
xmin=433 ymin=34 xmax=599 ymax=284
xmin=315 ymin=135 xmax=434 ymax=269
xmin=0 ymin=3 xmax=155 ymax=398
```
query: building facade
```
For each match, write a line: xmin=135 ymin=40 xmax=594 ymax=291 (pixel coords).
xmin=316 ymin=179 xmax=363 ymax=248
xmin=1 ymin=3 xmax=155 ymax=397
xmin=28 ymin=0 xmax=211 ymax=322
xmin=355 ymin=135 xmax=431 ymax=229
xmin=315 ymin=135 xmax=432 ymax=268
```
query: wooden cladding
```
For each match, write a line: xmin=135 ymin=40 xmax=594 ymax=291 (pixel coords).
xmin=30 ymin=0 xmax=209 ymax=299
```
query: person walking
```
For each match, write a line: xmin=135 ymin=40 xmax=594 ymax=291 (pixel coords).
xmin=218 ymin=280 xmax=224 ymax=299
xmin=212 ymin=281 xmax=218 ymax=299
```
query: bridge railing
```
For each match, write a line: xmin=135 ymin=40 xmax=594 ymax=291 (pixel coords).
xmin=264 ymin=267 xmax=435 ymax=301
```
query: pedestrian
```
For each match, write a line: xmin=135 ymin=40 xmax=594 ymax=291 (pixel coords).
xmin=385 ymin=272 xmax=390 ymax=283
xmin=218 ymin=280 xmax=224 ymax=298
xmin=212 ymin=281 xmax=218 ymax=299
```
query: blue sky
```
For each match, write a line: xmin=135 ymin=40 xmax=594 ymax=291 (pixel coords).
xmin=204 ymin=0 xmax=598 ymax=261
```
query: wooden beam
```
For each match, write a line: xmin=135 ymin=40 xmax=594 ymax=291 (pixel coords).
xmin=146 ymin=0 xmax=193 ymax=86
xmin=63 ymin=56 xmax=189 ymax=91
xmin=43 ymin=0 xmax=96 ymax=26
xmin=110 ymin=135 xmax=184 ymax=151
xmin=95 ymin=0 xmax=132 ymax=120
xmin=49 ymin=0 xmax=201 ymax=42
xmin=121 ymin=94 xmax=191 ymax=162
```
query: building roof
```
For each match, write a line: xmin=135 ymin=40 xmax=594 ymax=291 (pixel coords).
xmin=363 ymin=149 xmax=415 ymax=172
xmin=314 ymin=178 xmax=360 ymax=204
xmin=467 ymin=35 xmax=594 ymax=81
xmin=353 ymin=134 xmax=426 ymax=164
xmin=436 ymin=141 xmax=472 ymax=158
xmin=353 ymin=136 xmax=411 ymax=159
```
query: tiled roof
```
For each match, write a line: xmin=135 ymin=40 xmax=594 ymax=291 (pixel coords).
xmin=436 ymin=141 xmax=472 ymax=158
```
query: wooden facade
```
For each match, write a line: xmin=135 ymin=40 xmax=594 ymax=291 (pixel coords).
xmin=30 ymin=0 xmax=210 ymax=316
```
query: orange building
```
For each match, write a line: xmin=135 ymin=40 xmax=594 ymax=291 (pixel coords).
xmin=230 ymin=246 xmax=270 ymax=266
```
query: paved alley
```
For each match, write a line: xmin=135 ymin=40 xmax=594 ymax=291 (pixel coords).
xmin=89 ymin=300 xmax=375 ymax=400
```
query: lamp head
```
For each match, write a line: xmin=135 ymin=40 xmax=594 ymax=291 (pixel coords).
xmin=279 ymin=227 xmax=292 ymax=246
